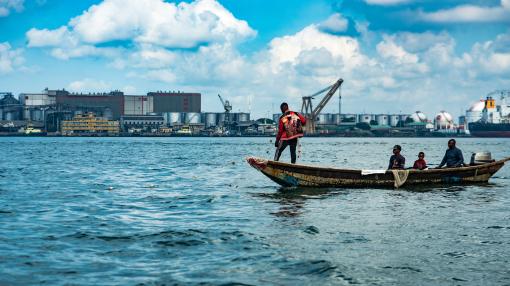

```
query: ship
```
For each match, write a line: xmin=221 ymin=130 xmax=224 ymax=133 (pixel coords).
xmin=468 ymin=90 xmax=510 ymax=138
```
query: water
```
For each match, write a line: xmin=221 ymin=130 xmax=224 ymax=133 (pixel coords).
xmin=1 ymin=137 xmax=509 ymax=285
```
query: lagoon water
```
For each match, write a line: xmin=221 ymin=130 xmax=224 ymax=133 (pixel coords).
xmin=1 ymin=137 xmax=510 ymax=285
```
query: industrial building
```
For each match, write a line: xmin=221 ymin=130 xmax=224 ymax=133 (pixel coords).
xmin=120 ymin=115 xmax=164 ymax=132
xmin=149 ymin=91 xmax=201 ymax=113
xmin=0 ymin=92 xmax=22 ymax=120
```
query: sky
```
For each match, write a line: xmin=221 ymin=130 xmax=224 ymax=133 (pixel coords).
xmin=0 ymin=0 xmax=509 ymax=119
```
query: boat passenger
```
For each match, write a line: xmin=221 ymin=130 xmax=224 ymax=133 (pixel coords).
xmin=388 ymin=145 xmax=405 ymax=169
xmin=413 ymin=152 xmax=427 ymax=170
xmin=275 ymin=102 xmax=306 ymax=164
xmin=438 ymin=139 xmax=465 ymax=168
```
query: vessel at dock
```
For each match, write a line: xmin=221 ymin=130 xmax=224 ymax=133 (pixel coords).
xmin=468 ymin=90 xmax=510 ymax=137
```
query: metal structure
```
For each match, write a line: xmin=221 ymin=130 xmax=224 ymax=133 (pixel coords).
xmin=217 ymin=94 xmax=232 ymax=126
xmin=301 ymin=78 xmax=344 ymax=133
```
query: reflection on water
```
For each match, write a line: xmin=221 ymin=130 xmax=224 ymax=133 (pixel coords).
xmin=0 ymin=137 xmax=509 ymax=285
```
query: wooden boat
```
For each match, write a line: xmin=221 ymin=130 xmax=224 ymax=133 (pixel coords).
xmin=246 ymin=157 xmax=510 ymax=188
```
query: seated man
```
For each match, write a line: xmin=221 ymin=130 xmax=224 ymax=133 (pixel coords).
xmin=413 ymin=152 xmax=428 ymax=170
xmin=388 ymin=145 xmax=405 ymax=169
xmin=438 ymin=139 xmax=465 ymax=168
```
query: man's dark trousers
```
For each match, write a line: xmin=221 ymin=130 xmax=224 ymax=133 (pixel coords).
xmin=276 ymin=138 xmax=298 ymax=163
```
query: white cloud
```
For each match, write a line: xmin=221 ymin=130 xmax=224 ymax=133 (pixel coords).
xmin=267 ymin=25 xmax=365 ymax=74
xmin=26 ymin=0 xmax=256 ymax=60
xmin=0 ymin=42 xmax=24 ymax=74
xmin=318 ymin=13 xmax=349 ymax=34
xmin=67 ymin=78 xmax=111 ymax=92
xmin=0 ymin=0 xmax=23 ymax=17
xmin=418 ymin=0 xmax=510 ymax=23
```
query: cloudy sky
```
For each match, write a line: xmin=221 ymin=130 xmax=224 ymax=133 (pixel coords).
xmin=0 ymin=0 xmax=509 ymax=119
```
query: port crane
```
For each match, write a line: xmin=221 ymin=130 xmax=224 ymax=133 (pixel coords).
xmin=217 ymin=94 xmax=232 ymax=127
xmin=301 ymin=78 xmax=344 ymax=134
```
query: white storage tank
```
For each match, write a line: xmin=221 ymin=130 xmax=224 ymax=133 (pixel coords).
xmin=358 ymin=114 xmax=372 ymax=124
xmin=237 ymin=112 xmax=250 ymax=122
xmin=434 ymin=111 xmax=454 ymax=130
xmin=410 ymin=111 xmax=427 ymax=123
xmin=163 ymin=112 xmax=182 ymax=126
xmin=203 ymin=113 xmax=218 ymax=128
xmin=317 ymin=114 xmax=330 ymax=125
xmin=184 ymin=112 xmax=201 ymax=124
xmin=390 ymin=115 xmax=400 ymax=127
xmin=332 ymin=114 xmax=341 ymax=125
xmin=376 ymin=114 xmax=389 ymax=126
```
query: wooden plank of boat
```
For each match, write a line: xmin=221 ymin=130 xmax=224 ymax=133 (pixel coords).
xmin=246 ymin=156 xmax=510 ymax=188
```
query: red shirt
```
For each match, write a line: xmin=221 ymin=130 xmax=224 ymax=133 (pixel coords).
xmin=276 ymin=111 xmax=306 ymax=141
xmin=413 ymin=159 xmax=427 ymax=170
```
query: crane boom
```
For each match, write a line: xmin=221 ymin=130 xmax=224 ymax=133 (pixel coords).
xmin=301 ymin=78 xmax=344 ymax=134
xmin=311 ymin=79 xmax=343 ymax=117
xmin=217 ymin=94 xmax=226 ymax=107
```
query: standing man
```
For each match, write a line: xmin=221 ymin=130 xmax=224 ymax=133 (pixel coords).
xmin=388 ymin=145 xmax=406 ymax=169
xmin=438 ymin=139 xmax=465 ymax=168
xmin=275 ymin=102 xmax=306 ymax=164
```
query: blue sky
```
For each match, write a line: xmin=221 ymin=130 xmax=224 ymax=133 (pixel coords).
xmin=1 ymin=0 xmax=509 ymax=119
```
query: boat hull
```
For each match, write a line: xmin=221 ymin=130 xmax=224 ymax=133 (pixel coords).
xmin=246 ymin=157 xmax=509 ymax=188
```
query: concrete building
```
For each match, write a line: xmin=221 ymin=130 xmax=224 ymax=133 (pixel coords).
xmin=149 ymin=91 xmax=201 ymax=113
xmin=56 ymin=91 xmax=124 ymax=120
xmin=124 ymin=95 xmax=153 ymax=115
xmin=120 ymin=115 xmax=164 ymax=132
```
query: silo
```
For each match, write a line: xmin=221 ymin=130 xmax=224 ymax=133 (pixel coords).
xmin=317 ymin=114 xmax=329 ymax=125
xmin=332 ymin=114 xmax=341 ymax=125
xmin=203 ymin=113 xmax=218 ymax=128
xmin=164 ymin=112 xmax=182 ymax=126
xmin=358 ymin=114 xmax=372 ymax=124
xmin=184 ymin=112 xmax=201 ymax=124
xmin=376 ymin=114 xmax=389 ymax=126
xmin=237 ymin=112 xmax=250 ymax=122
xmin=218 ymin=113 xmax=226 ymax=124
xmin=390 ymin=115 xmax=400 ymax=127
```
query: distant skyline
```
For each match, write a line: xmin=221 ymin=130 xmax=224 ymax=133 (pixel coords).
xmin=1 ymin=0 xmax=509 ymax=119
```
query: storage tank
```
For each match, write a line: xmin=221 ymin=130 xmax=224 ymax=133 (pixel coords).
xmin=410 ymin=111 xmax=427 ymax=123
xmin=390 ymin=115 xmax=400 ymax=127
xmin=164 ymin=112 xmax=182 ymax=126
xmin=203 ymin=112 xmax=217 ymax=128
xmin=184 ymin=112 xmax=201 ymax=124
xmin=466 ymin=100 xmax=484 ymax=124
xmin=332 ymin=114 xmax=341 ymax=125
xmin=237 ymin=112 xmax=250 ymax=122
xmin=376 ymin=114 xmax=389 ymax=126
xmin=434 ymin=111 xmax=454 ymax=130
xmin=317 ymin=114 xmax=330 ymax=125
xmin=358 ymin=114 xmax=372 ymax=124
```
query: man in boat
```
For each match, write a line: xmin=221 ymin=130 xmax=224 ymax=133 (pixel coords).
xmin=275 ymin=102 xmax=306 ymax=164
xmin=388 ymin=145 xmax=405 ymax=169
xmin=413 ymin=152 xmax=428 ymax=170
xmin=438 ymin=139 xmax=465 ymax=168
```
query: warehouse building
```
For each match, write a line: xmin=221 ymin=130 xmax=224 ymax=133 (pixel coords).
xmin=149 ymin=91 xmax=201 ymax=113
